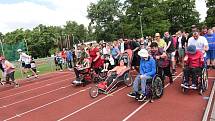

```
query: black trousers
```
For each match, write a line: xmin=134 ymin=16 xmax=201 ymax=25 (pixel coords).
xmin=183 ymin=67 xmax=202 ymax=85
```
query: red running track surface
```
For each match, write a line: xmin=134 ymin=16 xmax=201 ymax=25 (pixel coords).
xmin=0 ymin=68 xmax=214 ymax=121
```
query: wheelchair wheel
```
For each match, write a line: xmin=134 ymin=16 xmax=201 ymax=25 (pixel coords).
xmin=89 ymin=86 xmax=99 ymax=98
xmin=152 ymin=76 xmax=163 ymax=98
xmin=124 ymin=73 xmax=133 ymax=87
xmin=201 ymin=68 xmax=208 ymax=91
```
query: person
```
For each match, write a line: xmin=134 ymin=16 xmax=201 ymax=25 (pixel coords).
xmin=105 ymin=59 xmax=127 ymax=86
xmin=127 ymin=49 xmax=156 ymax=101
xmin=66 ymin=49 xmax=73 ymax=71
xmin=17 ymin=49 xmax=38 ymax=78
xmin=181 ymin=45 xmax=204 ymax=89
xmin=111 ymin=41 xmax=121 ymax=66
xmin=176 ymin=31 xmax=187 ymax=67
xmin=89 ymin=44 xmax=103 ymax=73
xmin=163 ymin=32 xmax=176 ymax=75
xmin=150 ymin=42 xmax=173 ymax=83
xmin=155 ymin=33 xmax=166 ymax=49
xmin=55 ymin=52 xmax=63 ymax=71
xmin=30 ymin=58 xmax=37 ymax=75
xmin=61 ymin=48 xmax=67 ymax=65
xmin=204 ymin=29 xmax=215 ymax=69
xmin=73 ymin=54 xmax=91 ymax=82
xmin=188 ymin=32 xmax=209 ymax=67
xmin=0 ymin=56 xmax=19 ymax=87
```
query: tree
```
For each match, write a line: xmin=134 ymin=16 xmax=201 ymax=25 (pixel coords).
xmin=165 ymin=0 xmax=200 ymax=33
xmin=205 ymin=0 xmax=215 ymax=27
xmin=87 ymin=0 xmax=122 ymax=41
xmin=123 ymin=0 xmax=170 ymax=37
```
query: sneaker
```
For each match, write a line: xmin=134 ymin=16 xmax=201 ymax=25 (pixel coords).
xmin=127 ymin=92 xmax=136 ymax=98
xmin=101 ymin=69 xmax=105 ymax=72
xmin=181 ymin=83 xmax=189 ymax=88
xmin=34 ymin=75 xmax=38 ymax=78
xmin=14 ymin=84 xmax=19 ymax=88
xmin=60 ymin=70 xmax=63 ymax=72
xmin=190 ymin=84 xmax=197 ymax=89
xmin=27 ymin=75 xmax=31 ymax=78
xmin=138 ymin=94 xmax=146 ymax=102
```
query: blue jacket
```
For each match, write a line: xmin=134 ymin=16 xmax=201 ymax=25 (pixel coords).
xmin=139 ymin=56 xmax=156 ymax=77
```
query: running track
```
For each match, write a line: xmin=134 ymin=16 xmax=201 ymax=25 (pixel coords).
xmin=0 ymin=68 xmax=214 ymax=121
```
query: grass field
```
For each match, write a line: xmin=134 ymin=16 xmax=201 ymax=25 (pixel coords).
xmin=0 ymin=57 xmax=68 ymax=80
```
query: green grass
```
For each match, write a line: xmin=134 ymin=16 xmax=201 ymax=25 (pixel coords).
xmin=14 ymin=62 xmax=55 ymax=79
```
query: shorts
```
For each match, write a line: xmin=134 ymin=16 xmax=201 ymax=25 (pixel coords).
xmin=178 ymin=48 xmax=185 ymax=58
xmin=170 ymin=51 xmax=175 ymax=60
xmin=25 ymin=64 xmax=31 ymax=68
xmin=207 ymin=50 xmax=215 ymax=60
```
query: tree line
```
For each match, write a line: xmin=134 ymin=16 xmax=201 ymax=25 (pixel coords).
xmin=0 ymin=0 xmax=214 ymax=58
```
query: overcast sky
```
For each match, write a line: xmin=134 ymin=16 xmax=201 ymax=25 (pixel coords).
xmin=0 ymin=0 xmax=207 ymax=34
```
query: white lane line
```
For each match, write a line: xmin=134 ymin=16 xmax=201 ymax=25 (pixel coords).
xmin=0 ymin=76 xmax=74 ymax=100
xmin=0 ymin=73 xmax=71 ymax=95
xmin=122 ymin=72 xmax=182 ymax=121
xmin=0 ymin=81 xmax=71 ymax=109
xmin=57 ymin=86 xmax=126 ymax=121
xmin=3 ymin=87 xmax=91 ymax=121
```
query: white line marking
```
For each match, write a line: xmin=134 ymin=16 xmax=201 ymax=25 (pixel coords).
xmin=57 ymin=86 xmax=126 ymax=121
xmin=0 ymin=82 xmax=71 ymax=109
xmin=0 ymin=76 xmax=74 ymax=100
xmin=202 ymin=81 xmax=215 ymax=121
xmin=122 ymin=72 xmax=182 ymax=121
xmin=3 ymin=87 xmax=91 ymax=121
xmin=0 ymin=73 xmax=71 ymax=95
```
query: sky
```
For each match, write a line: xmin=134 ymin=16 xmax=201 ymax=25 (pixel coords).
xmin=0 ymin=0 xmax=208 ymax=34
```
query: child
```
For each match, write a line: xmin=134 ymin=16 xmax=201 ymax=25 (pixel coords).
xmin=30 ymin=58 xmax=38 ymax=75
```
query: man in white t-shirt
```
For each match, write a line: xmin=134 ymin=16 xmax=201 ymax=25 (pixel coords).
xmin=188 ymin=32 xmax=209 ymax=57
xmin=17 ymin=49 xmax=38 ymax=78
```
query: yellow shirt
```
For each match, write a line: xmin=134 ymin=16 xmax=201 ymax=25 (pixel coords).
xmin=157 ymin=39 xmax=167 ymax=48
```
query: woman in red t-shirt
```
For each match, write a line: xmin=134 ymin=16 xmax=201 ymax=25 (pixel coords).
xmin=89 ymin=44 xmax=103 ymax=73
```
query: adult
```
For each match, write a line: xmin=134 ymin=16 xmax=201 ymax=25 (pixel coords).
xmin=124 ymin=39 xmax=140 ymax=70
xmin=188 ymin=32 xmax=209 ymax=58
xmin=176 ymin=31 xmax=187 ymax=67
xmin=0 ymin=56 xmax=19 ymax=87
xmin=66 ymin=49 xmax=73 ymax=70
xmin=163 ymin=32 xmax=176 ymax=74
xmin=204 ymin=29 xmax=215 ymax=69
xmin=17 ymin=49 xmax=38 ymax=78
xmin=127 ymin=49 xmax=156 ymax=101
xmin=89 ymin=44 xmax=103 ymax=73
xmin=155 ymin=33 xmax=166 ymax=49
xmin=111 ymin=41 xmax=120 ymax=66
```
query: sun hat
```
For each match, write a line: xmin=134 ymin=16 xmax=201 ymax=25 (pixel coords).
xmin=187 ymin=45 xmax=196 ymax=54
xmin=138 ymin=49 xmax=149 ymax=58
xmin=17 ymin=49 xmax=22 ymax=52
xmin=155 ymin=33 xmax=160 ymax=37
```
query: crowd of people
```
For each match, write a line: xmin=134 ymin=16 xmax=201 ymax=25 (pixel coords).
xmin=0 ymin=25 xmax=214 ymax=90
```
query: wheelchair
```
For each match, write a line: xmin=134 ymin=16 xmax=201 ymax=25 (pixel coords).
xmin=181 ymin=67 xmax=208 ymax=95
xmin=139 ymin=74 xmax=164 ymax=101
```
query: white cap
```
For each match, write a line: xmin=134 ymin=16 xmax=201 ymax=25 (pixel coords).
xmin=17 ymin=49 xmax=22 ymax=52
xmin=138 ymin=49 xmax=149 ymax=58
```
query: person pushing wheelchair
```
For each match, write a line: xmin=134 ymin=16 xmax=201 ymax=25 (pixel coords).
xmin=127 ymin=49 xmax=156 ymax=101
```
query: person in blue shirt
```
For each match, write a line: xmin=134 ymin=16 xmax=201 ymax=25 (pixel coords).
xmin=127 ymin=49 xmax=156 ymax=101
xmin=66 ymin=49 xmax=73 ymax=70
xmin=204 ymin=29 xmax=215 ymax=69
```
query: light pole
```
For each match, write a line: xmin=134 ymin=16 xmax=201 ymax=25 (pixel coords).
xmin=24 ymin=38 xmax=29 ymax=54
xmin=138 ymin=12 xmax=143 ymax=38
xmin=0 ymin=39 xmax=5 ymax=56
